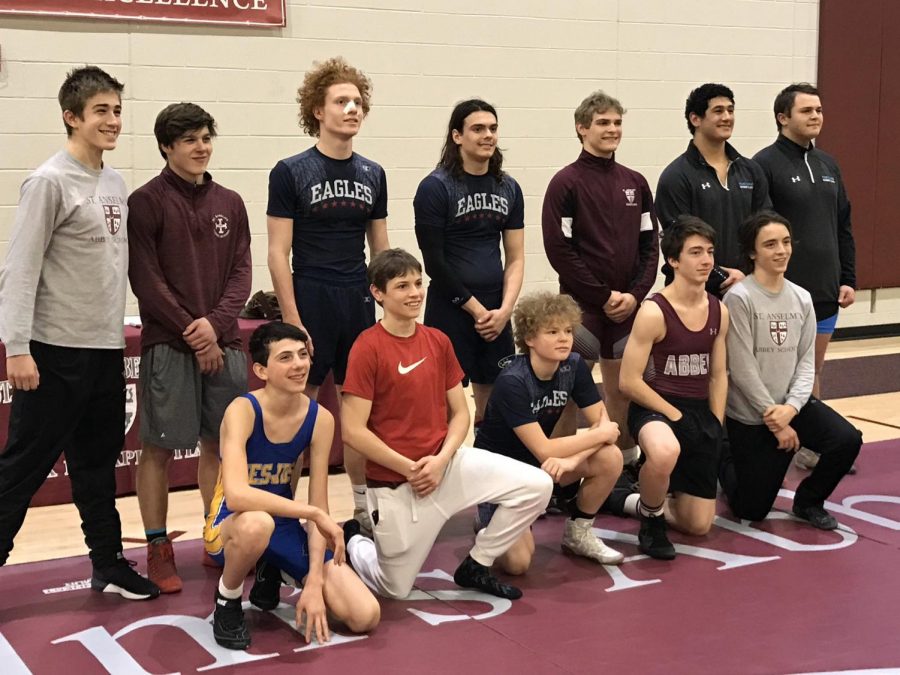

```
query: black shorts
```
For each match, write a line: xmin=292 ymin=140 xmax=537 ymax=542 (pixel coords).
xmin=294 ymin=277 xmax=375 ymax=387
xmin=574 ymin=311 xmax=634 ymax=361
xmin=424 ymin=288 xmax=514 ymax=386
xmin=627 ymin=396 xmax=723 ymax=499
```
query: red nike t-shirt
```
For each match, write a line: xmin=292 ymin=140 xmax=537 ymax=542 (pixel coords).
xmin=343 ymin=322 xmax=465 ymax=483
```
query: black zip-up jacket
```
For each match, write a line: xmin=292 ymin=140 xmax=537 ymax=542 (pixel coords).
xmin=753 ymin=134 xmax=855 ymax=320
xmin=656 ymin=141 xmax=771 ymax=287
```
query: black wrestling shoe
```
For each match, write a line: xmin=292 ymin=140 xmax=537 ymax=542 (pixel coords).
xmin=343 ymin=517 xmax=363 ymax=548
xmin=213 ymin=589 xmax=251 ymax=650
xmin=249 ymin=560 xmax=282 ymax=611
xmin=91 ymin=554 xmax=161 ymax=601
xmin=453 ymin=555 xmax=522 ymax=600
xmin=792 ymin=504 xmax=838 ymax=530
xmin=638 ymin=515 xmax=676 ymax=560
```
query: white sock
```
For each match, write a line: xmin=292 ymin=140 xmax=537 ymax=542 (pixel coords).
xmin=624 ymin=494 xmax=641 ymax=517
xmin=621 ymin=445 xmax=641 ymax=465
xmin=218 ymin=576 xmax=243 ymax=599
xmin=352 ymin=484 xmax=367 ymax=511
xmin=636 ymin=498 xmax=664 ymax=519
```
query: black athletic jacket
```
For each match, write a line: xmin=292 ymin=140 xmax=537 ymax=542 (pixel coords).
xmin=753 ymin=134 xmax=855 ymax=320
xmin=656 ymin=141 xmax=771 ymax=285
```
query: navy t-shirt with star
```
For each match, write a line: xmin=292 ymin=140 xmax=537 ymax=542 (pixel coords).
xmin=475 ymin=353 xmax=601 ymax=467
xmin=267 ymin=147 xmax=388 ymax=286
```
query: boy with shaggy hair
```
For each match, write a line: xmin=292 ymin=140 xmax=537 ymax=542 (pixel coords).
xmin=267 ymin=57 xmax=390 ymax=537
xmin=475 ymin=292 xmax=625 ymax=571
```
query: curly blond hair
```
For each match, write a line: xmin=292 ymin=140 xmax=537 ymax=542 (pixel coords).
xmin=296 ymin=57 xmax=372 ymax=137
xmin=513 ymin=292 xmax=582 ymax=354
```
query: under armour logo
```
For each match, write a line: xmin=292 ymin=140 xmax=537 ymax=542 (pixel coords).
xmin=791 ymin=176 xmax=801 ymax=183
xmin=700 ymin=182 xmax=711 ymax=190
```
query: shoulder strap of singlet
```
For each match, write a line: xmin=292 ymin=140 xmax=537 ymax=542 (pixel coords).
xmin=706 ymin=292 xmax=722 ymax=331
xmin=243 ymin=393 xmax=264 ymax=437
xmin=291 ymin=399 xmax=320 ymax=452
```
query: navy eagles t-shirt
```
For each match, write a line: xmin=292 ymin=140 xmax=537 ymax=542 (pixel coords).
xmin=267 ymin=147 xmax=388 ymax=286
xmin=476 ymin=353 xmax=600 ymax=467
xmin=414 ymin=168 xmax=524 ymax=297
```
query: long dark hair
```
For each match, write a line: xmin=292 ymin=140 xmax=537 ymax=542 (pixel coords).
xmin=437 ymin=99 xmax=504 ymax=180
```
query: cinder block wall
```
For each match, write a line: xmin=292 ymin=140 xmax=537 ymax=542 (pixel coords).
xmin=0 ymin=1 xmax=881 ymax=327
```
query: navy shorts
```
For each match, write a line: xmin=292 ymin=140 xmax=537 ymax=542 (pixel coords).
xmin=627 ymin=395 xmax=723 ymax=499
xmin=424 ymin=288 xmax=514 ymax=386
xmin=205 ymin=515 xmax=333 ymax=584
xmin=294 ymin=277 xmax=375 ymax=386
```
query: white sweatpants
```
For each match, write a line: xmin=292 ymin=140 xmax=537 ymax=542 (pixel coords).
xmin=348 ymin=446 xmax=552 ymax=599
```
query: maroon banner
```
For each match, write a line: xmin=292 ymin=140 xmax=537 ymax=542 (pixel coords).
xmin=0 ymin=0 xmax=286 ymax=27
xmin=0 ymin=319 xmax=344 ymax=508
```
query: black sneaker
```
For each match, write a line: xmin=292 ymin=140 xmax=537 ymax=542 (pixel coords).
xmin=213 ymin=589 xmax=251 ymax=650
xmin=638 ymin=515 xmax=676 ymax=560
xmin=793 ymin=503 xmax=838 ymax=530
xmin=248 ymin=560 xmax=282 ymax=611
xmin=453 ymin=555 xmax=522 ymax=600
xmin=92 ymin=554 xmax=161 ymax=600
xmin=343 ymin=517 xmax=362 ymax=549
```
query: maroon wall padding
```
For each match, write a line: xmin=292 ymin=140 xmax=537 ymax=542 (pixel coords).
xmin=0 ymin=319 xmax=344 ymax=508
xmin=818 ymin=0 xmax=900 ymax=289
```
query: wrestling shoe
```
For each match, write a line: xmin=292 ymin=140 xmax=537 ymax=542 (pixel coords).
xmin=638 ymin=515 xmax=676 ymax=560
xmin=353 ymin=508 xmax=374 ymax=537
xmin=793 ymin=447 xmax=820 ymax=470
xmin=561 ymin=518 xmax=624 ymax=565
xmin=213 ymin=590 xmax=251 ymax=650
xmin=472 ymin=502 xmax=497 ymax=533
xmin=146 ymin=537 xmax=182 ymax=594
xmin=92 ymin=553 xmax=161 ymax=600
xmin=453 ymin=555 xmax=522 ymax=600
xmin=249 ymin=560 xmax=283 ymax=611
xmin=793 ymin=503 xmax=838 ymax=530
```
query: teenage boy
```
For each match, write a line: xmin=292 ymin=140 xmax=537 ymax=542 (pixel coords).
xmin=618 ymin=217 xmax=729 ymax=560
xmin=341 ymin=249 xmax=552 ymax=600
xmin=719 ymin=212 xmax=861 ymax=530
xmin=656 ymin=83 xmax=770 ymax=295
xmin=474 ymin=292 xmax=625 ymax=571
xmin=204 ymin=322 xmax=379 ymax=650
xmin=0 ymin=66 xmax=159 ymax=599
xmin=542 ymin=90 xmax=658 ymax=467
xmin=414 ymin=99 xmax=524 ymax=427
xmin=267 ymin=57 xmax=389 ymax=534
xmin=752 ymin=85 xmax=857 ymax=474
xmin=128 ymin=102 xmax=252 ymax=592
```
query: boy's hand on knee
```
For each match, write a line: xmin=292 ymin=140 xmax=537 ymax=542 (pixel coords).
xmin=296 ymin=587 xmax=329 ymax=644
xmin=541 ymin=456 xmax=577 ymax=482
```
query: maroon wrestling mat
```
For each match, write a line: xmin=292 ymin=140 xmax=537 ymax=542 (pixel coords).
xmin=2 ymin=440 xmax=900 ymax=675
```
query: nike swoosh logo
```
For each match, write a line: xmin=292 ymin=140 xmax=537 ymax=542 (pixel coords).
xmin=398 ymin=357 xmax=427 ymax=375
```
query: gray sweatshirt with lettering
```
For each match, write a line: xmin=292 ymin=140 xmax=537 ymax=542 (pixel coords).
xmin=0 ymin=150 xmax=129 ymax=356
xmin=723 ymin=275 xmax=815 ymax=425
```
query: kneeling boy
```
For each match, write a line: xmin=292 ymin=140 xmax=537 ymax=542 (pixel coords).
xmin=204 ymin=322 xmax=379 ymax=650
xmin=475 ymin=292 xmax=625 ymax=571
xmin=720 ymin=211 xmax=861 ymax=529
xmin=618 ymin=216 xmax=729 ymax=559
xmin=341 ymin=249 xmax=553 ymax=600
